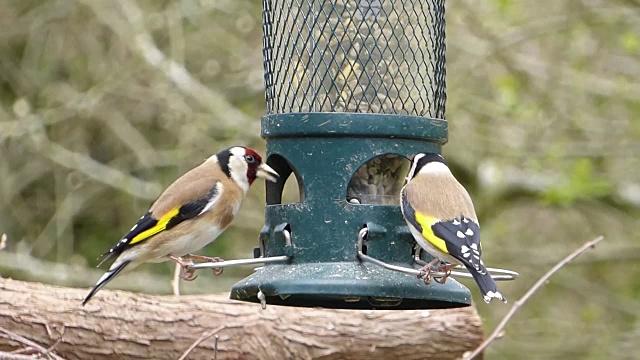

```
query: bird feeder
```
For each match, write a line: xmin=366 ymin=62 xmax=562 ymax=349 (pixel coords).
xmin=191 ymin=0 xmax=517 ymax=309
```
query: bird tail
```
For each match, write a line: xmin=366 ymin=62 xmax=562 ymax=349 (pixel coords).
xmin=466 ymin=264 xmax=507 ymax=303
xmin=82 ymin=260 xmax=130 ymax=306
xmin=96 ymin=251 xmax=115 ymax=268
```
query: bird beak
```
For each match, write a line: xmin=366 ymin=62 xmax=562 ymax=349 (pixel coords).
xmin=256 ymin=163 xmax=279 ymax=183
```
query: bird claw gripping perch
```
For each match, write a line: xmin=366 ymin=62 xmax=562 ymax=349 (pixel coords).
xmin=180 ymin=267 xmax=198 ymax=281
xmin=185 ymin=229 xmax=292 ymax=280
xmin=167 ymin=255 xmax=199 ymax=281
xmin=208 ymin=257 xmax=225 ymax=276
xmin=433 ymin=263 xmax=456 ymax=285
xmin=183 ymin=254 xmax=226 ymax=276
xmin=417 ymin=258 xmax=440 ymax=285
xmin=171 ymin=254 xmax=227 ymax=280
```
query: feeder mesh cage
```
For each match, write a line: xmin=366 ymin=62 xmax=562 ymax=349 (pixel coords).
xmin=262 ymin=0 xmax=446 ymax=204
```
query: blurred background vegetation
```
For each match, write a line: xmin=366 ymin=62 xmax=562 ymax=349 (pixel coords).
xmin=0 ymin=0 xmax=638 ymax=359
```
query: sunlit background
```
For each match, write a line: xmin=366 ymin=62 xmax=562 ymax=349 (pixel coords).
xmin=0 ymin=1 xmax=638 ymax=359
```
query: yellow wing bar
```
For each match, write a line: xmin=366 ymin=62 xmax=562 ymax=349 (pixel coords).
xmin=129 ymin=207 xmax=180 ymax=245
xmin=414 ymin=211 xmax=449 ymax=255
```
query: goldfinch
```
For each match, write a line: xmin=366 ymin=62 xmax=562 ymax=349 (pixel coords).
xmin=82 ymin=146 xmax=278 ymax=305
xmin=400 ymin=153 xmax=506 ymax=303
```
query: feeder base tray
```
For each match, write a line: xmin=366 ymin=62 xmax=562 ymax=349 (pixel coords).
xmin=230 ymin=262 xmax=472 ymax=310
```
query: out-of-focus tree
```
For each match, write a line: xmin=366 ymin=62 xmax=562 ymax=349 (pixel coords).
xmin=0 ymin=0 xmax=267 ymax=293
xmin=0 ymin=0 xmax=638 ymax=359
xmin=446 ymin=1 xmax=640 ymax=359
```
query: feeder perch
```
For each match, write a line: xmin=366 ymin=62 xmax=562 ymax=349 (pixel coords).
xmin=191 ymin=0 xmax=517 ymax=309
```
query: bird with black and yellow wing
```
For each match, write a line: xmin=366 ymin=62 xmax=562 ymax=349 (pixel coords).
xmin=82 ymin=146 xmax=278 ymax=305
xmin=401 ymin=153 xmax=506 ymax=303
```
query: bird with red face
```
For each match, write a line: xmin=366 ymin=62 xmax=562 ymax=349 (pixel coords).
xmin=82 ymin=146 xmax=278 ymax=305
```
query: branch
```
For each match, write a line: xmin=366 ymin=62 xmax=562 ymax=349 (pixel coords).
xmin=43 ymin=141 xmax=161 ymax=201
xmin=476 ymin=162 xmax=640 ymax=208
xmin=0 ymin=278 xmax=484 ymax=360
xmin=0 ymin=350 xmax=51 ymax=360
xmin=463 ymin=236 xmax=604 ymax=360
xmin=451 ymin=7 xmax=640 ymax=102
xmin=77 ymin=0 xmax=260 ymax=139
xmin=11 ymin=112 xmax=162 ymax=201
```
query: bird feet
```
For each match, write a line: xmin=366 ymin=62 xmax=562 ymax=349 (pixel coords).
xmin=433 ymin=263 xmax=456 ymax=284
xmin=418 ymin=259 xmax=456 ymax=285
xmin=417 ymin=258 xmax=441 ymax=285
xmin=167 ymin=255 xmax=198 ymax=281
xmin=183 ymin=254 xmax=225 ymax=276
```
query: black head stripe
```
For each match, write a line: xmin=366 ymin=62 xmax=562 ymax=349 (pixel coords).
xmin=412 ymin=153 xmax=447 ymax=176
xmin=217 ymin=148 xmax=232 ymax=178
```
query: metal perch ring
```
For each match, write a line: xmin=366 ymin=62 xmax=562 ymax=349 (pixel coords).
xmin=356 ymin=228 xmax=518 ymax=281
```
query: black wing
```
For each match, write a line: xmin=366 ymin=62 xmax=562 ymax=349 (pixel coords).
xmin=165 ymin=183 xmax=220 ymax=229
xmin=97 ymin=182 xmax=220 ymax=266
xmin=401 ymin=189 xmax=423 ymax=233
xmin=432 ymin=217 xmax=505 ymax=302
xmin=97 ymin=212 xmax=158 ymax=266
xmin=431 ymin=217 xmax=486 ymax=274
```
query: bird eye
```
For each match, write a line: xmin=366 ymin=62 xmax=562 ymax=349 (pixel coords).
xmin=245 ymin=155 xmax=256 ymax=163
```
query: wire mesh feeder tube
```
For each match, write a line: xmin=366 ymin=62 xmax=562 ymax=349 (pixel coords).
xmin=263 ymin=0 xmax=446 ymax=206
xmin=264 ymin=0 xmax=446 ymax=115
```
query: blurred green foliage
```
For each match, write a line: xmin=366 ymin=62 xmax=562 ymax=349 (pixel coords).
xmin=0 ymin=0 xmax=639 ymax=359
xmin=542 ymin=158 xmax=613 ymax=206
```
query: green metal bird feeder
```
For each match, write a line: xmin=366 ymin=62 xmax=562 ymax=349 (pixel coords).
xmin=191 ymin=0 xmax=517 ymax=309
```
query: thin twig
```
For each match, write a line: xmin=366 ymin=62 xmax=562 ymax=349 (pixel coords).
xmin=463 ymin=236 xmax=604 ymax=360
xmin=0 ymin=350 xmax=48 ymax=360
xmin=213 ymin=335 xmax=219 ymax=360
xmin=177 ymin=325 xmax=225 ymax=360
xmin=44 ymin=141 xmax=161 ymax=200
xmin=43 ymin=326 xmax=65 ymax=358
xmin=10 ymin=347 xmax=37 ymax=355
xmin=0 ymin=234 xmax=6 ymax=252
xmin=172 ymin=262 xmax=181 ymax=296
xmin=114 ymin=0 xmax=258 ymax=133
xmin=0 ymin=326 xmax=65 ymax=360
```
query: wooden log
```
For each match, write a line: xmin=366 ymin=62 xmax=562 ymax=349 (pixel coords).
xmin=0 ymin=278 xmax=484 ymax=359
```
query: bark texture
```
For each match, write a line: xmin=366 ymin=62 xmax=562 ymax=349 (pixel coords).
xmin=0 ymin=278 xmax=484 ymax=360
